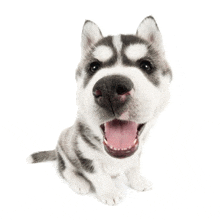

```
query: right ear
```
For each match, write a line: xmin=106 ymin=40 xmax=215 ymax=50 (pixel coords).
xmin=136 ymin=16 xmax=164 ymax=52
xmin=81 ymin=20 xmax=103 ymax=57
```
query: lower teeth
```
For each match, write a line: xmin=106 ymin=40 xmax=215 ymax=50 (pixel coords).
xmin=104 ymin=138 xmax=138 ymax=151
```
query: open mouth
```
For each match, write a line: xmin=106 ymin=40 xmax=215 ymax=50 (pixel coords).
xmin=100 ymin=119 xmax=145 ymax=159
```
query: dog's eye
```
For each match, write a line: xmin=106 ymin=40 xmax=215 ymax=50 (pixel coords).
xmin=89 ymin=62 xmax=101 ymax=74
xmin=139 ymin=60 xmax=153 ymax=73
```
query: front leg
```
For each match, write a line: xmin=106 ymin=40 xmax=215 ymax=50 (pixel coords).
xmin=85 ymin=171 xmax=123 ymax=205
xmin=126 ymin=165 xmax=152 ymax=192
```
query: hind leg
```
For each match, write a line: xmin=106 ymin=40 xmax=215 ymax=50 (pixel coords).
xmin=57 ymin=147 xmax=90 ymax=195
xmin=62 ymin=169 xmax=91 ymax=195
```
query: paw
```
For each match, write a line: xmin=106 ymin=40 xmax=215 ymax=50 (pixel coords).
xmin=69 ymin=178 xmax=90 ymax=195
xmin=97 ymin=189 xmax=123 ymax=205
xmin=130 ymin=176 xmax=153 ymax=192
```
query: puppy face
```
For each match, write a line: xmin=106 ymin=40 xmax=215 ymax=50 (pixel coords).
xmin=76 ymin=17 xmax=172 ymax=158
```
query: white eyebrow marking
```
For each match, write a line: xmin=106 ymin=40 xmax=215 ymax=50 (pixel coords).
xmin=125 ymin=44 xmax=148 ymax=61
xmin=93 ymin=45 xmax=113 ymax=62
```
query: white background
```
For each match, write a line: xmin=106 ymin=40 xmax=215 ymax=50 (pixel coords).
xmin=1 ymin=0 xmax=220 ymax=219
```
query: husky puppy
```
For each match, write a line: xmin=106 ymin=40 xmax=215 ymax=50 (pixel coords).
xmin=28 ymin=16 xmax=172 ymax=205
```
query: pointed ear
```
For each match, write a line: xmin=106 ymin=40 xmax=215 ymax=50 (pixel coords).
xmin=81 ymin=20 xmax=103 ymax=56
xmin=136 ymin=16 xmax=164 ymax=51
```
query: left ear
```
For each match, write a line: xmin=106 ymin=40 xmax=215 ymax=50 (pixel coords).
xmin=136 ymin=16 xmax=164 ymax=51
xmin=81 ymin=20 xmax=103 ymax=57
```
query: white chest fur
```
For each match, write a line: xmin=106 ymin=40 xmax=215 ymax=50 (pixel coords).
xmin=100 ymin=148 xmax=141 ymax=176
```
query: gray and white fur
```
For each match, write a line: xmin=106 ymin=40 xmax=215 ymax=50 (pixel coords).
xmin=28 ymin=16 xmax=172 ymax=205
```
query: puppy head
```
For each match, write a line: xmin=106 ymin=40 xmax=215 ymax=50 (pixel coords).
xmin=76 ymin=17 xmax=172 ymax=158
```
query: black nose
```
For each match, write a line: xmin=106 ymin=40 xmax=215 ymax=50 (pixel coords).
xmin=93 ymin=75 xmax=134 ymax=113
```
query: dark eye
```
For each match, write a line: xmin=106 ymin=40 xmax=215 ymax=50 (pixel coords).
xmin=139 ymin=60 xmax=153 ymax=73
xmin=89 ymin=62 xmax=101 ymax=74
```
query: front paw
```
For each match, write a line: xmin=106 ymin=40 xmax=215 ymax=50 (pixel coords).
xmin=97 ymin=189 xmax=124 ymax=206
xmin=129 ymin=176 xmax=153 ymax=192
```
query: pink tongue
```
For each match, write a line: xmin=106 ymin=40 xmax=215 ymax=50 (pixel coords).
xmin=105 ymin=120 xmax=138 ymax=149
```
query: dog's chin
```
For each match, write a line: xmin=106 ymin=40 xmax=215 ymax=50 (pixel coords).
xmin=100 ymin=119 xmax=146 ymax=159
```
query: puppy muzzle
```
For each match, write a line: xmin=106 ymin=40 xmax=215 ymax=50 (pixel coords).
xmin=93 ymin=75 xmax=134 ymax=115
